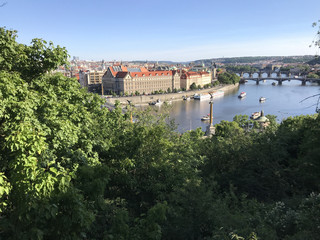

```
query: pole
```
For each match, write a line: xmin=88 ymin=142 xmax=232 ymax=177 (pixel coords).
xmin=209 ymin=99 xmax=213 ymax=126
xmin=101 ymin=81 xmax=104 ymax=96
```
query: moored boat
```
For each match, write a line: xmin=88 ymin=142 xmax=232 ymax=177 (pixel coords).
xmin=194 ymin=93 xmax=211 ymax=100
xmin=183 ymin=96 xmax=191 ymax=100
xmin=272 ymin=82 xmax=276 ymax=86
xmin=259 ymin=97 xmax=266 ymax=102
xmin=210 ymin=90 xmax=224 ymax=98
xmin=149 ymin=99 xmax=163 ymax=106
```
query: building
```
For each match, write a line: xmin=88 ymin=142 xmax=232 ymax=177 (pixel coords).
xmin=102 ymin=66 xmax=180 ymax=95
xmin=79 ymin=70 xmax=105 ymax=88
xmin=180 ymin=71 xmax=212 ymax=90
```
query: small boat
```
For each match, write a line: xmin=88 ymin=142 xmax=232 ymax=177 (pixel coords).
xmin=183 ymin=96 xmax=191 ymax=100
xmin=250 ymin=112 xmax=261 ymax=120
xmin=201 ymin=114 xmax=211 ymax=121
xmin=259 ymin=97 xmax=266 ymax=102
xmin=272 ymin=82 xmax=276 ymax=86
xmin=149 ymin=99 xmax=163 ymax=106
xmin=238 ymin=92 xmax=246 ymax=98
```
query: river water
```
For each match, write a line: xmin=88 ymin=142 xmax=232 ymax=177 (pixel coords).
xmin=153 ymin=77 xmax=320 ymax=133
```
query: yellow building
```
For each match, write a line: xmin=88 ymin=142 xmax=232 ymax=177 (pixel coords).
xmin=180 ymin=71 xmax=212 ymax=90
xmin=79 ymin=70 xmax=105 ymax=87
xmin=102 ymin=66 xmax=180 ymax=95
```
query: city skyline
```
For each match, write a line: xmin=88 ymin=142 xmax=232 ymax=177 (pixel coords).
xmin=1 ymin=0 xmax=319 ymax=62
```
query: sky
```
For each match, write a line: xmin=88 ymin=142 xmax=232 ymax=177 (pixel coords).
xmin=0 ymin=0 xmax=320 ymax=62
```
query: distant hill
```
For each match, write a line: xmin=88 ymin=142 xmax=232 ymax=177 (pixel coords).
xmin=128 ymin=56 xmax=316 ymax=66
xmin=192 ymin=55 xmax=314 ymax=65
xmin=307 ymin=56 xmax=320 ymax=65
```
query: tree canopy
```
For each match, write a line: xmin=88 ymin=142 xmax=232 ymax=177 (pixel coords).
xmin=218 ymin=72 xmax=241 ymax=84
xmin=1 ymin=27 xmax=320 ymax=240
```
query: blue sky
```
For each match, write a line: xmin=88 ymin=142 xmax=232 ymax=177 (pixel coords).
xmin=1 ymin=0 xmax=319 ymax=61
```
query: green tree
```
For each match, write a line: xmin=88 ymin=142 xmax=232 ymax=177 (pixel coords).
xmin=218 ymin=72 xmax=240 ymax=84
xmin=0 ymin=27 xmax=126 ymax=239
xmin=190 ymin=82 xmax=197 ymax=90
xmin=0 ymin=28 xmax=68 ymax=81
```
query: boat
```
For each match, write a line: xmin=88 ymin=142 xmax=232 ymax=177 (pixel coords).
xmin=272 ymin=82 xmax=277 ymax=86
xmin=250 ymin=112 xmax=261 ymax=120
xmin=183 ymin=96 xmax=191 ymax=100
xmin=210 ymin=90 xmax=224 ymax=98
xmin=238 ymin=92 xmax=246 ymax=98
xmin=259 ymin=97 xmax=266 ymax=102
xmin=201 ymin=114 xmax=211 ymax=121
xmin=149 ymin=99 xmax=163 ymax=106
xmin=194 ymin=93 xmax=211 ymax=100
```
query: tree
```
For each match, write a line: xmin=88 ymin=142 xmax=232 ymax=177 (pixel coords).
xmin=0 ymin=28 xmax=126 ymax=239
xmin=307 ymin=73 xmax=319 ymax=78
xmin=218 ymin=72 xmax=240 ymax=84
xmin=0 ymin=28 xmax=68 ymax=81
xmin=190 ymin=82 xmax=197 ymax=90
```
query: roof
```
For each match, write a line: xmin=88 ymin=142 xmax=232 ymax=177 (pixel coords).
xmin=184 ymin=71 xmax=210 ymax=77
xmin=129 ymin=71 xmax=172 ymax=77
xmin=116 ymin=71 xmax=128 ymax=78
xmin=107 ymin=66 xmax=173 ymax=79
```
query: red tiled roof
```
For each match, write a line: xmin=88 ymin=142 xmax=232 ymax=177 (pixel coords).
xmin=185 ymin=71 xmax=210 ymax=77
xmin=107 ymin=66 xmax=174 ymax=79
xmin=129 ymin=71 xmax=172 ymax=77
xmin=116 ymin=71 xmax=128 ymax=78
xmin=109 ymin=67 xmax=116 ymax=76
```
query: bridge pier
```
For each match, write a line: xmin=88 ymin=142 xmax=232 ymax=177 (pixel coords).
xmin=302 ymin=80 xmax=306 ymax=86
xmin=278 ymin=80 xmax=282 ymax=85
xmin=256 ymin=80 xmax=259 ymax=85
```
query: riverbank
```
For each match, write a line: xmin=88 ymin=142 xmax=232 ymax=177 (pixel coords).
xmin=104 ymin=83 xmax=239 ymax=106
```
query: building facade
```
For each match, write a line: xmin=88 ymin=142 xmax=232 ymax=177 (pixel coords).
xmin=102 ymin=66 xmax=181 ymax=95
xmin=79 ymin=70 xmax=105 ymax=88
xmin=180 ymin=71 xmax=212 ymax=90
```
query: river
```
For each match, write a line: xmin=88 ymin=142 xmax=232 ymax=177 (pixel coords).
xmin=153 ymin=78 xmax=320 ymax=133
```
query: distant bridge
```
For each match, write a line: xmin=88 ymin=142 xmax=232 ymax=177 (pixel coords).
xmin=240 ymin=77 xmax=320 ymax=85
xmin=235 ymin=71 xmax=320 ymax=85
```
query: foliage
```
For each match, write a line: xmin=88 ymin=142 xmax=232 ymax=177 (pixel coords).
xmin=307 ymin=73 xmax=319 ymax=78
xmin=1 ymin=28 xmax=320 ymax=240
xmin=218 ymin=72 xmax=240 ymax=84
xmin=226 ymin=65 xmax=258 ymax=73
xmin=189 ymin=82 xmax=197 ymax=90
xmin=0 ymin=28 xmax=68 ymax=81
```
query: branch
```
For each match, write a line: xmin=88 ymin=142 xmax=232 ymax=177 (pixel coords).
xmin=299 ymin=93 xmax=320 ymax=103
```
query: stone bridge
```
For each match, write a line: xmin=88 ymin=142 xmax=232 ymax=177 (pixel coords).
xmin=240 ymin=76 xmax=320 ymax=85
xmin=235 ymin=71 xmax=320 ymax=85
